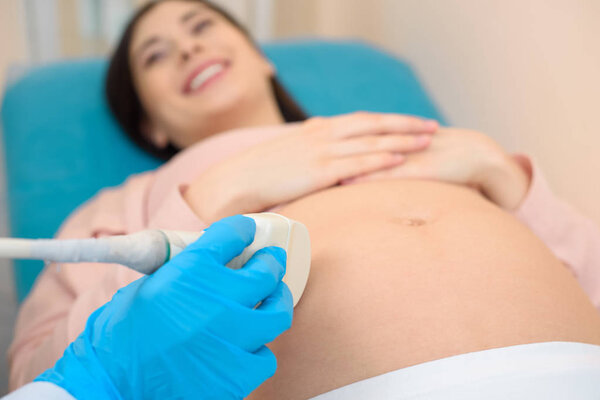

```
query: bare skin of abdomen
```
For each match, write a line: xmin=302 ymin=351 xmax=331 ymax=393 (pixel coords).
xmin=247 ymin=180 xmax=600 ymax=400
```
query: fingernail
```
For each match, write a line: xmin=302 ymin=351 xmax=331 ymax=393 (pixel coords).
xmin=416 ymin=135 xmax=431 ymax=145
xmin=424 ymin=120 xmax=438 ymax=129
xmin=393 ymin=153 xmax=405 ymax=162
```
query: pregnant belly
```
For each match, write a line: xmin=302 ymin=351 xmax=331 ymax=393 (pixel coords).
xmin=247 ymin=180 xmax=600 ymax=400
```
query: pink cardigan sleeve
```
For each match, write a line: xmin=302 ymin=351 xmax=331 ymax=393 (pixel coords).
xmin=511 ymin=155 xmax=600 ymax=310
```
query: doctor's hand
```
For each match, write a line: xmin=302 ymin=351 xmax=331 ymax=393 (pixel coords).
xmin=36 ymin=215 xmax=293 ymax=400
xmin=342 ymin=127 xmax=531 ymax=210
xmin=184 ymin=112 xmax=438 ymax=223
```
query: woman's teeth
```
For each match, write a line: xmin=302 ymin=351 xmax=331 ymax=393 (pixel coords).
xmin=189 ymin=63 xmax=224 ymax=92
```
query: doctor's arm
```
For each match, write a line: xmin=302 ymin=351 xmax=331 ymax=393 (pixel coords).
xmin=5 ymin=215 xmax=292 ymax=400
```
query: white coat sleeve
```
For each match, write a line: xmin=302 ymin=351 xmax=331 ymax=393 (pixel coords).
xmin=2 ymin=382 xmax=76 ymax=400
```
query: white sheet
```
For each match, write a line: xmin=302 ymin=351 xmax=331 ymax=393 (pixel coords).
xmin=312 ymin=341 xmax=600 ymax=399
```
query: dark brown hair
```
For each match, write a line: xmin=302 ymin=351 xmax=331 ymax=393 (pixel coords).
xmin=105 ymin=0 xmax=307 ymax=160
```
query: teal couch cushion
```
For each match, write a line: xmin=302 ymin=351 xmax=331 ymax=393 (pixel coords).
xmin=1 ymin=39 xmax=445 ymax=301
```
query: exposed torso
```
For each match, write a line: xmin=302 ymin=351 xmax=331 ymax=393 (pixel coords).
xmin=248 ymin=180 xmax=600 ymax=399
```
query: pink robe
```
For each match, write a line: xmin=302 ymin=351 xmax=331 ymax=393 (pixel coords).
xmin=8 ymin=126 xmax=600 ymax=389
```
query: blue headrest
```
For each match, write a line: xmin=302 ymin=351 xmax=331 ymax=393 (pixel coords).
xmin=1 ymin=39 xmax=445 ymax=301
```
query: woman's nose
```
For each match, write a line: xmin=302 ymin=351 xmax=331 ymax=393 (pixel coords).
xmin=180 ymin=43 xmax=202 ymax=63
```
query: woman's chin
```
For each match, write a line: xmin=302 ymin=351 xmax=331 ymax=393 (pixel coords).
xmin=190 ymin=89 xmax=246 ymax=117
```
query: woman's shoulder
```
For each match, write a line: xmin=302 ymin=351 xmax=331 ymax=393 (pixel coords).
xmin=56 ymin=171 xmax=156 ymax=239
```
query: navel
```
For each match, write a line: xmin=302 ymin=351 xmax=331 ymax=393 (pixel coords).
xmin=394 ymin=217 xmax=427 ymax=227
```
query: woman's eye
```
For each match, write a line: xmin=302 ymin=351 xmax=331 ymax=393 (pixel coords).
xmin=192 ymin=19 xmax=213 ymax=34
xmin=144 ymin=52 xmax=165 ymax=68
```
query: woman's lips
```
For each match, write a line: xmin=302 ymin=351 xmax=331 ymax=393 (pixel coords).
xmin=182 ymin=60 xmax=230 ymax=95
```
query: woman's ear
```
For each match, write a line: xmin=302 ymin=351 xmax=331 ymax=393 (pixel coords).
xmin=264 ymin=59 xmax=277 ymax=77
xmin=141 ymin=119 xmax=170 ymax=149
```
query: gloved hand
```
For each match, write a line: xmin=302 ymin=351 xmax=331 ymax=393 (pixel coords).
xmin=36 ymin=215 xmax=293 ymax=400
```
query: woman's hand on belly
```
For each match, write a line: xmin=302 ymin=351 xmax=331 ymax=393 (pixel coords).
xmin=183 ymin=112 xmax=438 ymax=223
xmin=342 ymin=127 xmax=531 ymax=210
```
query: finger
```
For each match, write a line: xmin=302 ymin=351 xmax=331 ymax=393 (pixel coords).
xmin=332 ymin=113 xmax=437 ymax=138
xmin=256 ymin=281 xmax=294 ymax=322
xmin=187 ymin=339 xmax=277 ymax=398
xmin=244 ymin=346 xmax=278 ymax=394
xmin=211 ymin=282 xmax=293 ymax=353
xmin=349 ymin=169 xmax=395 ymax=184
xmin=172 ymin=246 xmax=286 ymax=308
xmin=185 ymin=214 xmax=255 ymax=265
xmin=331 ymin=133 xmax=432 ymax=157
xmin=350 ymin=162 xmax=430 ymax=184
xmin=205 ymin=282 xmax=293 ymax=353
xmin=329 ymin=112 xmax=438 ymax=139
xmin=253 ymin=281 xmax=294 ymax=343
xmin=230 ymin=345 xmax=278 ymax=397
xmin=328 ymin=151 xmax=406 ymax=182
xmin=234 ymin=246 xmax=287 ymax=307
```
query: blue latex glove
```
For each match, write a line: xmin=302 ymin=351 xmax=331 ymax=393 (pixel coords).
xmin=36 ymin=215 xmax=293 ymax=400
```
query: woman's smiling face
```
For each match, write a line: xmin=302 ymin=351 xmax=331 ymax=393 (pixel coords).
xmin=129 ymin=1 xmax=277 ymax=149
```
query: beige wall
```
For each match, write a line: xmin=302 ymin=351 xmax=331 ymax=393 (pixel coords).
xmin=381 ymin=0 xmax=600 ymax=225
xmin=274 ymin=0 xmax=600 ymax=225
xmin=0 ymin=0 xmax=28 ymax=93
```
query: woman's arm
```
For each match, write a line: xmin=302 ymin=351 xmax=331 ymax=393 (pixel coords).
xmin=463 ymin=149 xmax=600 ymax=310
xmin=510 ymin=155 xmax=600 ymax=310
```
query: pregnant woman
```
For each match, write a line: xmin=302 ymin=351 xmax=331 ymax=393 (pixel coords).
xmin=10 ymin=1 xmax=600 ymax=398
